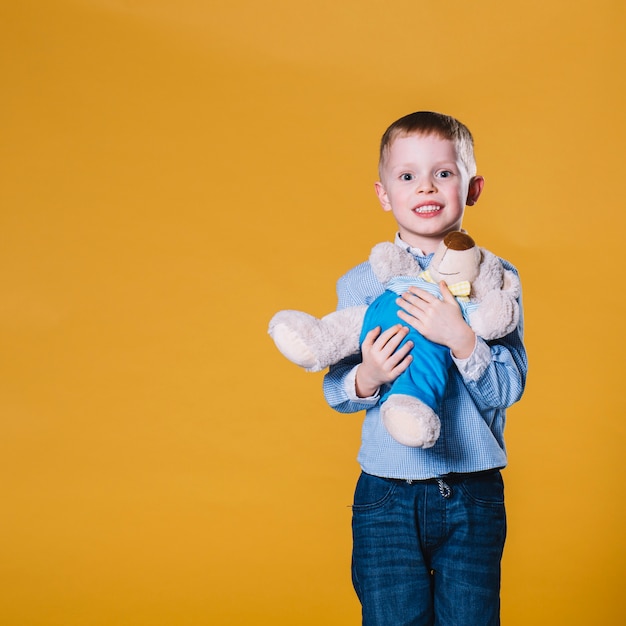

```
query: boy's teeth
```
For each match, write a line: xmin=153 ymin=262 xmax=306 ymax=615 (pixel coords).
xmin=414 ymin=205 xmax=441 ymax=213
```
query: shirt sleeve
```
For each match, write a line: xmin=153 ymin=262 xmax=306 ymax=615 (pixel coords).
xmin=344 ymin=364 xmax=380 ymax=403
xmin=323 ymin=356 xmax=381 ymax=414
xmin=451 ymin=335 xmax=491 ymax=381
xmin=323 ymin=261 xmax=386 ymax=414
xmin=459 ymin=318 xmax=527 ymax=411
xmin=453 ymin=260 xmax=528 ymax=411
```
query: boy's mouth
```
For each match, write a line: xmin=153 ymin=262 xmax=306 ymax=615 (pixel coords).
xmin=413 ymin=204 xmax=442 ymax=215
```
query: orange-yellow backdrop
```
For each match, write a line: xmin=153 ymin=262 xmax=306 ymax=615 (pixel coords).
xmin=1 ymin=1 xmax=624 ymax=624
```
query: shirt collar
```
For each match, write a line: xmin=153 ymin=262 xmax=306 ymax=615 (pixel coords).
xmin=394 ymin=232 xmax=427 ymax=257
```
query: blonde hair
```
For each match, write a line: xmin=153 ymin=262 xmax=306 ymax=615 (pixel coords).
xmin=379 ymin=111 xmax=477 ymax=178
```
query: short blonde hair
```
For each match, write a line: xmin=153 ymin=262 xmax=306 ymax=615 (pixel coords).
xmin=379 ymin=111 xmax=477 ymax=178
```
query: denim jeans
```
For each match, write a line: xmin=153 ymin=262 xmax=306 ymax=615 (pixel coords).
xmin=351 ymin=470 xmax=506 ymax=626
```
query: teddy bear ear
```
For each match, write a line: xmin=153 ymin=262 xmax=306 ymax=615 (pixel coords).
xmin=369 ymin=242 xmax=421 ymax=283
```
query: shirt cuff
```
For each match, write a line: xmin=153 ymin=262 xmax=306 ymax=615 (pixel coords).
xmin=452 ymin=336 xmax=491 ymax=381
xmin=344 ymin=364 xmax=380 ymax=403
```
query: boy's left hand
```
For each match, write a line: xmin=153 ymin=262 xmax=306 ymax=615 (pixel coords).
xmin=396 ymin=281 xmax=476 ymax=359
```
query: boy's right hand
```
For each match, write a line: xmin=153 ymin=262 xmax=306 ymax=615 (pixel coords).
xmin=355 ymin=325 xmax=413 ymax=398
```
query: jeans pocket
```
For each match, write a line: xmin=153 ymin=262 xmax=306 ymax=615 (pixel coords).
xmin=352 ymin=472 xmax=397 ymax=511
xmin=457 ymin=471 xmax=505 ymax=508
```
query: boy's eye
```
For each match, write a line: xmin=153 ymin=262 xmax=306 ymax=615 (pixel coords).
xmin=400 ymin=173 xmax=414 ymax=181
xmin=437 ymin=170 xmax=453 ymax=178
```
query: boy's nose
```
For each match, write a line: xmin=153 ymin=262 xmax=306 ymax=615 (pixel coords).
xmin=415 ymin=177 xmax=436 ymax=193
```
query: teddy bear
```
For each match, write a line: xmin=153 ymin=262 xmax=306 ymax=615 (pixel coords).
xmin=268 ymin=231 xmax=521 ymax=449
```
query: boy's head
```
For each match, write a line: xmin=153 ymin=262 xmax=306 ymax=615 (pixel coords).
xmin=374 ymin=110 xmax=484 ymax=253
xmin=379 ymin=111 xmax=477 ymax=180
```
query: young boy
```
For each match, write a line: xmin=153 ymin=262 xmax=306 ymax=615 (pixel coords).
xmin=323 ymin=111 xmax=527 ymax=625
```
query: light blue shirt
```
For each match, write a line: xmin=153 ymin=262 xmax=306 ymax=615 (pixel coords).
xmin=322 ymin=237 xmax=528 ymax=480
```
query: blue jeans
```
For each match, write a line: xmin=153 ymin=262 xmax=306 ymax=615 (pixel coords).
xmin=351 ymin=470 xmax=506 ymax=626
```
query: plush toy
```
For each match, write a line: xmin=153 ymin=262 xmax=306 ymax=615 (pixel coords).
xmin=268 ymin=231 xmax=520 ymax=449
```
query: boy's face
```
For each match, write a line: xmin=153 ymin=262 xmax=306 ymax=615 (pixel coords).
xmin=375 ymin=133 xmax=483 ymax=254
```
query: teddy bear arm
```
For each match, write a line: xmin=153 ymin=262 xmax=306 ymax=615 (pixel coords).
xmin=467 ymin=292 xmax=520 ymax=340
xmin=470 ymin=248 xmax=505 ymax=300
xmin=268 ymin=305 xmax=367 ymax=372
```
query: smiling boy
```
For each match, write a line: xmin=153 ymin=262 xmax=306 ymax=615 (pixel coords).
xmin=323 ymin=111 xmax=527 ymax=625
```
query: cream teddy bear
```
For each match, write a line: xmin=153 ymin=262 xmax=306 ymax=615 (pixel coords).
xmin=269 ymin=231 xmax=520 ymax=448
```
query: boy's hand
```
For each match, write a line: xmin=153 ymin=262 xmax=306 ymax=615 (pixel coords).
xmin=355 ymin=325 xmax=413 ymax=398
xmin=396 ymin=282 xmax=476 ymax=359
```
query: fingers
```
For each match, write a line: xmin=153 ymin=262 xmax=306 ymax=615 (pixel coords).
xmin=361 ymin=325 xmax=382 ymax=349
xmin=361 ymin=324 xmax=413 ymax=378
xmin=403 ymin=286 xmax=434 ymax=303
xmin=396 ymin=286 xmax=431 ymax=317
xmin=380 ymin=328 xmax=413 ymax=373
xmin=438 ymin=280 xmax=456 ymax=303
xmin=397 ymin=284 xmax=455 ymax=321
xmin=356 ymin=324 xmax=414 ymax=397
xmin=397 ymin=281 xmax=467 ymax=348
xmin=363 ymin=324 xmax=408 ymax=352
xmin=386 ymin=335 xmax=414 ymax=374
xmin=396 ymin=292 xmax=423 ymax=327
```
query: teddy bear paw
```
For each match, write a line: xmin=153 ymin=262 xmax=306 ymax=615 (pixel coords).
xmin=268 ymin=310 xmax=332 ymax=371
xmin=269 ymin=321 xmax=321 ymax=371
xmin=468 ymin=290 xmax=519 ymax=340
xmin=380 ymin=394 xmax=441 ymax=448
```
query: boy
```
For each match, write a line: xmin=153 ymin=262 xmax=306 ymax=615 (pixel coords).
xmin=323 ymin=111 xmax=527 ymax=625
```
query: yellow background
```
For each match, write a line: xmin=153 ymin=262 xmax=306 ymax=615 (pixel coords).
xmin=1 ymin=1 xmax=624 ymax=624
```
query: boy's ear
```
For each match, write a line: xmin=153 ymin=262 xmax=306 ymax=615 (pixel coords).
xmin=375 ymin=181 xmax=392 ymax=212
xmin=466 ymin=175 xmax=485 ymax=206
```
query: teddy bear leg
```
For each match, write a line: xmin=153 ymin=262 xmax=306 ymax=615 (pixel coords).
xmin=269 ymin=314 xmax=321 ymax=371
xmin=380 ymin=394 xmax=441 ymax=448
